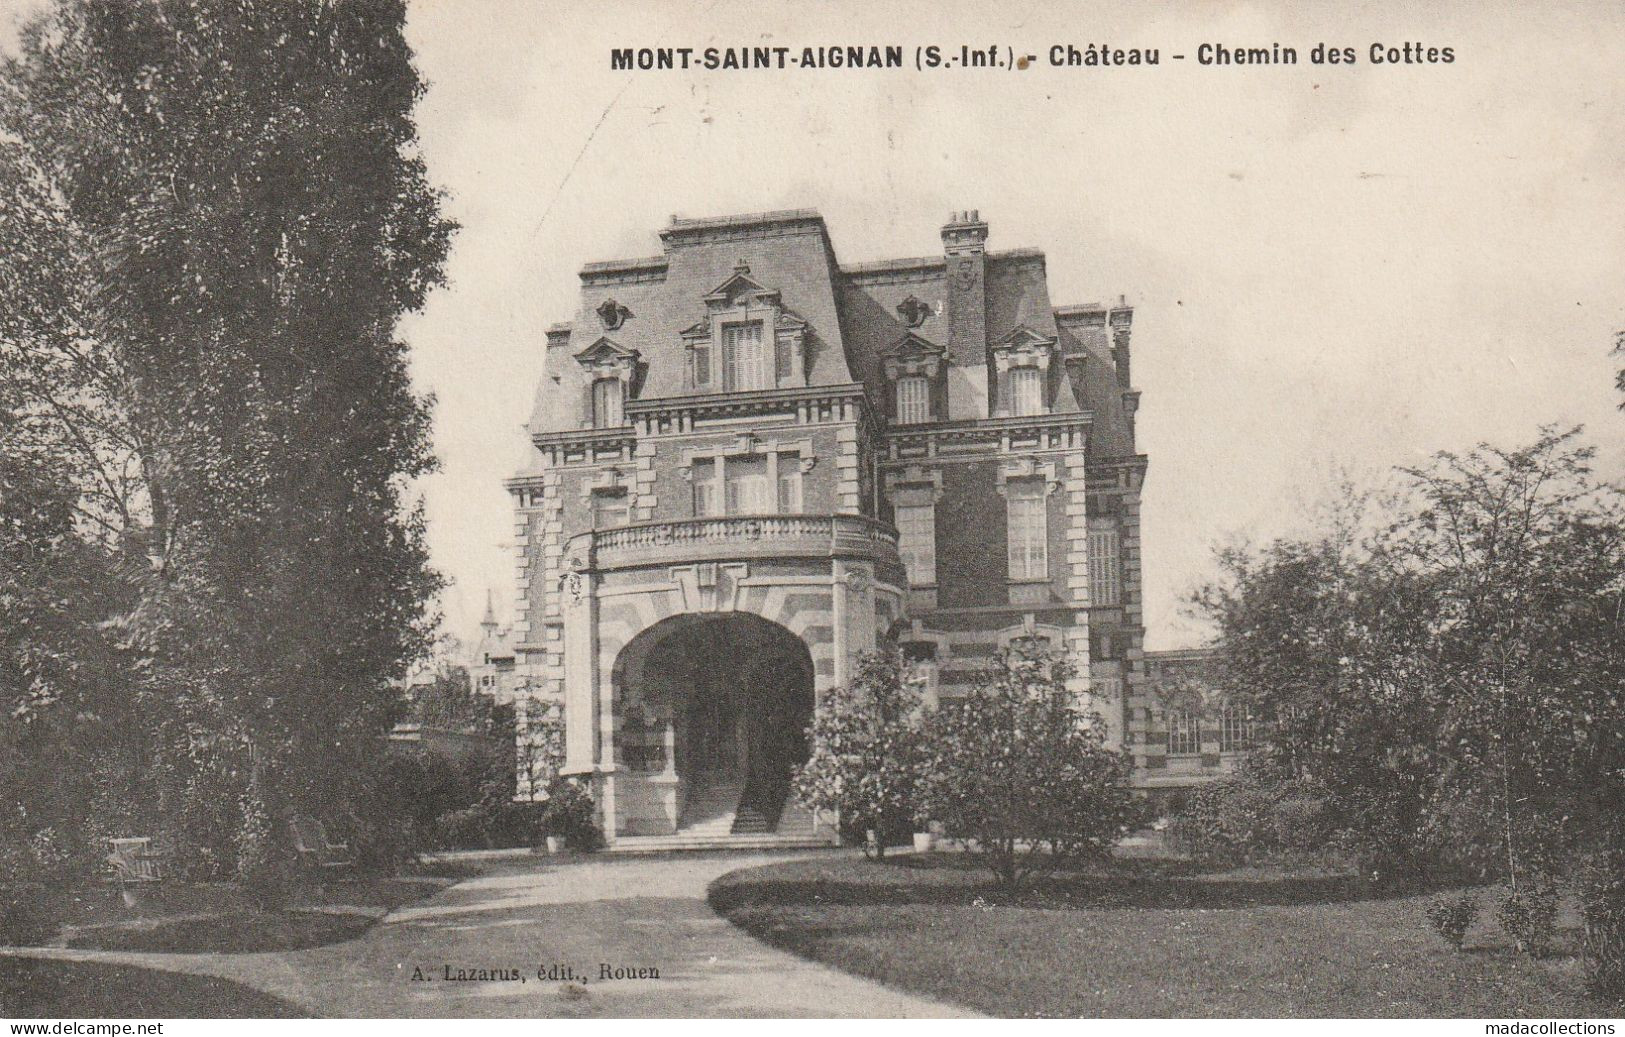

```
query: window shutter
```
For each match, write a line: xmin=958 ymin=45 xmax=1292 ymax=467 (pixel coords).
xmin=775 ymin=335 xmax=793 ymax=382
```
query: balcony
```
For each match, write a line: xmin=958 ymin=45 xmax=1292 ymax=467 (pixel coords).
xmin=574 ymin=514 xmax=900 ymax=573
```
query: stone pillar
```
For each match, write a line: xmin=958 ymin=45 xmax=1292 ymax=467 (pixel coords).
xmin=1061 ymin=447 xmax=1094 ymax=710
xmin=561 ymin=567 xmax=598 ymax=776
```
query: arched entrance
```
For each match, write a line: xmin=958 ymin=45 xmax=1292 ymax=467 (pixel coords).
xmin=612 ymin=613 xmax=814 ymax=833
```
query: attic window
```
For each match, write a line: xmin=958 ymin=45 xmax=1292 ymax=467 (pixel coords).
xmin=1010 ymin=367 xmax=1044 ymax=416
xmin=895 ymin=376 xmax=930 ymax=424
xmin=591 ymin=378 xmax=624 ymax=428
xmin=720 ymin=322 xmax=767 ymax=391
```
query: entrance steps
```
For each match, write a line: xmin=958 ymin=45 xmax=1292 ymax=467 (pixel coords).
xmin=679 ymin=780 xmax=743 ymax=835
xmin=606 ymin=830 xmax=838 ymax=853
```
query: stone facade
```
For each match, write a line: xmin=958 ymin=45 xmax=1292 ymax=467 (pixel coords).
xmin=508 ymin=208 xmax=1221 ymax=844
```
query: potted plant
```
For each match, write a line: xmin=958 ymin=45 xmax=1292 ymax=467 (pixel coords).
xmin=912 ymin=820 xmax=935 ymax=853
xmin=537 ymin=777 xmax=601 ymax=854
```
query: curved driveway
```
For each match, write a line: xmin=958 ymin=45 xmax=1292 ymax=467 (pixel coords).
xmin=5 ymin=851 xmax=974 ymax=1018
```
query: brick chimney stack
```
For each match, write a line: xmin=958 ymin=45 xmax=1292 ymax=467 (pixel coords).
xmin=942 ymin=210 xmax=990 ymax=416
xmin=940 ymin=209 xmax=989 ymax=256
xmin=1108 ymin=295 xmax=1134 ymax=389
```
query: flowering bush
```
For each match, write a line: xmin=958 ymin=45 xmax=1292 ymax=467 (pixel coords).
xmin=919 ymin=645 xmax=1138 ymax=890
xmin=792 ymin=651 xmax=926 ymax=858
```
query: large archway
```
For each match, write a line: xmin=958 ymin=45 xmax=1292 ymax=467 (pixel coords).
xmin=612 ymin=612 xmax=814 ymax=833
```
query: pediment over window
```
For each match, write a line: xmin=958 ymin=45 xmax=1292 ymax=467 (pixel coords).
xmin=573 ymin=336 xmax=641 ymax=380
xmin=880 ymin=331 xmax=946 ymax=379
xmin=990 ymin=324 xmax=1058 ymax=372
xmin=703 ymin=261 xmax=783 ymax=310
xmin=993 ymin=324 xmax=1057 ymax=351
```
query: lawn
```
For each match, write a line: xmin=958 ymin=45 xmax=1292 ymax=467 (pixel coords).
xmin=709 ymin=853 xmax=1611 ymax=1018
xmin=0 ymin=959 xmax=309 ymax=1018
xmin=7 ymin=871 xmax=455 ymax=955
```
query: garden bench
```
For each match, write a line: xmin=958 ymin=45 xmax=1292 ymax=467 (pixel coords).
xmin=105 ymin=837 xmax=170 ymax=889
xmin=289 ymin=816 xmax=356 ymax=870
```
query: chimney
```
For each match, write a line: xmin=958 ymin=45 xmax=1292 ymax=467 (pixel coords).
xmin=1108 ymin=297 xmax=1134 ymax=389
xmin=941 ymin=211 xmax=990 ymax=416
xmin=940 ymin=209 xmax=989 ymax=256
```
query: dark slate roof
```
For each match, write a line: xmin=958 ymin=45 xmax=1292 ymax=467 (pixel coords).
xmin=530 ymin=210 xmax=1139 ymax=459
xmin=531 ymin=210 xmax=854 ymax=434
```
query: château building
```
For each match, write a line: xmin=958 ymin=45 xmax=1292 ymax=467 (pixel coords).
xmin=506 ymin=209 xmax=1240 ymax=849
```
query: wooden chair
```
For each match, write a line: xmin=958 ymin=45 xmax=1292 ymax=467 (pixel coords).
xmin=106 ymin=837 xmax=171 ymax=905
xmin=289 ymin=816 xmax=356 ymax=870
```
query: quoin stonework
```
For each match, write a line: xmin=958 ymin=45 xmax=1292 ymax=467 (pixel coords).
xmin=505 ymin=209 xmax=1241 ymax=849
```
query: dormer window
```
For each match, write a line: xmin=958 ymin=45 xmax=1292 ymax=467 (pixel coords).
xmin=684 ymin=265 xmax=809 ymax=393
xmin=896 ymin=375 xmax=930 ymax=424
xmin=880 ymin=331 xmax=946 ymax=425
xmin=1010 ymin=367 xmax=1043 ymax=416
xmin=591 ymin=378 xmax=624 ymax=428
xmin=573 ymin=336 xmax=639 ymax=430
xmin=720 ymin=321 xmax=767 ymax=391
xmin=990 ymin=325 xmax=1058 ymax=418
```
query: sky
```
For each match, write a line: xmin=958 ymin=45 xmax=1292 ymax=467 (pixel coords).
xmin=5 ymin=0 xmax=1624 ymax=650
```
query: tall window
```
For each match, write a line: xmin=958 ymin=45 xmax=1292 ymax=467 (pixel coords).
xmin=1167 ymin=710 xmax=1201 ymax=756
xmin=691 ymin=458 xmax=718 ymax=516
xmin=1010 ymin=367 xmax=1043 ymax=416
xmin=591 ymin=490 xmax=628 ymax=529
xmin=721 ymin=322 xmax=767 ymax=391
xmin=777 ymin=458 xmax=803 ymax=513
xmin=591 ymin=378 xmax=624 ymax=428
xmin=1088 ymin=526 xmax=1122 ymax=606
xmin=724 ymin=455 xmax=771 ymax=514
xmin=895 ymin=504 xmax=937 ymax=586
xmin=895 ymin=376 xmax=930 ymax=424
xmin=1220 ymin=705 xmax=1255 ymax=753
xmin=1005 ymin=480 xmax=1048 ymax=580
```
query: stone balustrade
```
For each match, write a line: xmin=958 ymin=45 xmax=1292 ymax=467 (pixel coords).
xmin=575 ymin=513 xmax=900 ymax=572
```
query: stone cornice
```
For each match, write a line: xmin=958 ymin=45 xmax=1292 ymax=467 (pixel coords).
xmin=530 ymin=425 xmax=637 ymax=451
xmin=883 ymin=411 xmax=1092 ymax=449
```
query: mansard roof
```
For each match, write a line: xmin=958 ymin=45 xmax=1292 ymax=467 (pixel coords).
xmin=529 ymin=209 xmax=1139 ymax=457
xmin=531 ymin=210 xmax=853 ymax=434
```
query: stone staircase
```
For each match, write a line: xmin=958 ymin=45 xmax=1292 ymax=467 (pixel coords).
xmin=607 ymin=780 xmax=835 ymax=853
xmin=679 ymin=780 xmax=743 ymax=836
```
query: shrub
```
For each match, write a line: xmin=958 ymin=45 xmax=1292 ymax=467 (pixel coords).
xmin=0 ymin=884 xmax=52 ymax=947
xmin=920 ymin=646 xmax=1137 ymax=890
xmin=1498 ymin=885 xmax=1560 ymax=958
xmin=1425 ymin=892 xmax=1478 ymax=949
xmin=1581 ymin=854 xmax=1625 ymax=1004
xmin=792 ymin=651 xmax=926 ymax=859
xmin=539 ymin=777 xmax=601 ymax=851
xmin=1165 ymin=772 xmax=1334 ymax=868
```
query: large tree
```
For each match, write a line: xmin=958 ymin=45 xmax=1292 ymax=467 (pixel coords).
xmin=1201 ymin=427 xmax=1625 ymax=910
xmin=0 ymin=0 xmax=454 ymax=876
